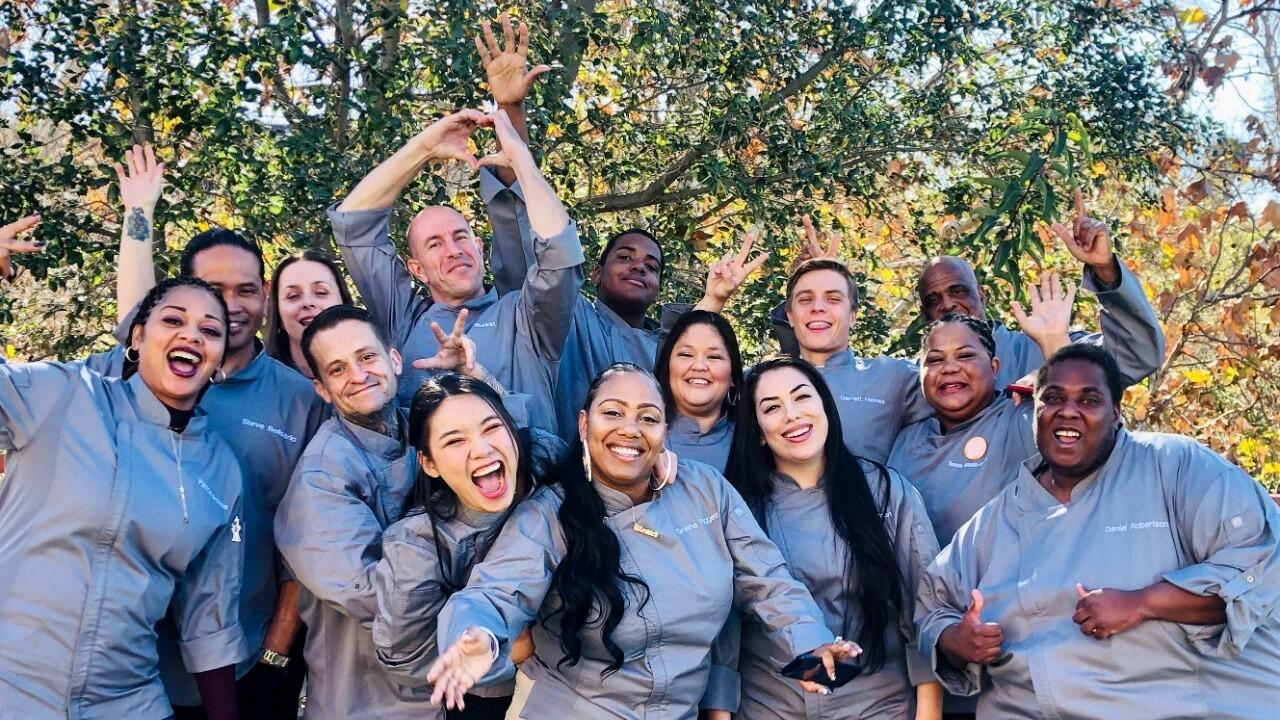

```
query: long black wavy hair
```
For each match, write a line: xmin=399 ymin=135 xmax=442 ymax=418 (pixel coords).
xmin=547 ymin=362 xmax=654 ymax=676
xmin=122 ymin=276 xmax=230 ymax=383
xmin=405 ymin=373 xmax=535 ymax=592
xmin=724 ymin=355 xmax=904 ymax=671
xmin=653 ymin=309 xmax=744 ymax=422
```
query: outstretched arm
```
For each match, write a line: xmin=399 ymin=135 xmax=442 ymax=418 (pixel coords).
xmin=476 ymin=13 xmax=550 ymax=186
xmin=113 ymin=145 xmax=166 ymax=321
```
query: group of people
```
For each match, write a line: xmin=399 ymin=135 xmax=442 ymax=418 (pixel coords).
xmin=1 ymin=13 xmax=1278 ymax=720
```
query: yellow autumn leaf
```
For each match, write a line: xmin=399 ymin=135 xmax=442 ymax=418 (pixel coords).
xmin=1237 ymin=437 xmax=1262 ymax=460
xmin=1091 ymin=161 xmax=1108 ymax=176
xmin=1183 ymin=368 xmax=1212 ymax=385
xmin=1178 ymin=7 xmax=1207 ymax=24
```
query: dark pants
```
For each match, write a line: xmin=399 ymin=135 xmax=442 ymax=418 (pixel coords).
xmin=447 ymin=694 xmax=513 ymax=720
xmin=172 ymin=629 xmax=308 ymax=720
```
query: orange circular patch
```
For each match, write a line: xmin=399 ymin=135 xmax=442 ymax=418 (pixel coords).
xmin=963 ymin=436 xmax=988 ymax=461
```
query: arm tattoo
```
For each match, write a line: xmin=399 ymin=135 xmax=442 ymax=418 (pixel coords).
xmin=126 ymin=207 xmax=151 ymax=242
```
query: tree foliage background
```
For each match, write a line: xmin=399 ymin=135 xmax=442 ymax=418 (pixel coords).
xmin=2 ymin=0 xmax=1279 ymax=486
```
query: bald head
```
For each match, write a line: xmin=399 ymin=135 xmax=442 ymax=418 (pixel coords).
xmin=404 ymin=205 xmax=485 ymax=306
xmin=917 ymin=256 xmax=986 ymax=321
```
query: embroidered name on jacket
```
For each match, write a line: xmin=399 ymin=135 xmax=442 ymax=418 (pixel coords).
xmin=675 ymin=512 xmax=721 ymax=535
xmin=240 ymin=417 xmax=299 ymax=443
xmin=837 ymin=394 xmax=886 ymax=405
xmin=1105 ymin=520 xmax=1170 ymax=533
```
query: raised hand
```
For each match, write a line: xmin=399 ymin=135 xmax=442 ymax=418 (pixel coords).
xmin=427 ymin=627 xmax=498 ymax=710
xmin=114 ymin=144 xmax=166 ymax=223
xmin=938 ymin=589 xmax=1005 ymax=665
xmin=795 ymin=637 xmax=862 ymax=695
xmin=0 ymin=214 xmax=44 ymax=280
xmin=1073 ymin=583 xmax=1148 ymax=640
xmin=476 ymin=109 xmax=534 ymax=172
xmin=476 ymin=13 xmax=552 ymax=106
xmin=413 ymin=309 xmax=476 ymax=373
xmin=418 ymin=109 xmax=493 ymax=170
xmin=789 ymin=215 xmax=843 ymax=272
xmin=1050 ymin=188 xmax=1118 ymax=286
xmin=696 ymin=230 xmax=770 ymax=312
xmin=1010 ymin=271 xmax=1075 ymax=356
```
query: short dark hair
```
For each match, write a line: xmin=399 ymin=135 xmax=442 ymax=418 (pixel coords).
xmin=923 ymin=313 xmax=996 ymax=358
xmin=300 ymin=304 xmax=392 ymax=378
xmin=180 ymin=228 xmax=266 ymax=278
xmin=1035 ymin=343 xmax=1125 ymax=405
xmin=597 ymin=228 xmax=665 ymax=278
xmin=653 ymin=310 xmax=744 ymax=421
xmin=786 ymin=258 xmax=860 ymax=306
xmin=265 ymin=250 xmax=355 ymax=371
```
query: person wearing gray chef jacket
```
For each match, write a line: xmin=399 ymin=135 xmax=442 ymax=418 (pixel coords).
xmin=0 ymin=277 xmax=245 ymax=719
xmin=424 ymin=364 xmax=861 ymax=718
xmin=96 ymin=145 xmax=327 ymax=718
xmin=889 ymin=274 xmax=1076 ymax=545
xmin=371 ymin=373 xmax=566 ymax=719
xmin=328 ymin=106 xmax=581 ymax=435
xmin=915 ymin=344 xmax=1280 ymax=719
xmin=653 ymin=310 xmax=745 ymax=471
xmin=276 ymin=304 xmax=509 ymax=718
xmin=716 ymin=355 xmax=942 ymax=720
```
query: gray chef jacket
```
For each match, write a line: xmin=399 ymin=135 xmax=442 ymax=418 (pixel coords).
xmin=86 ymin=343 xmax=326 ymax=703
xmin=275 ymin=410 xmax=425 ymax=718
xmin=734 ymin=465 xmax=939 ymax=719
xmin=328 ymin=200 xmax=583 ymax=435
xmin=888 ymin=394 xmax=1036 ymax=544
xmin=0 ymin=361 xmax=246 ymax=718
xmin=803 ymin=348 xmax=933 ymax=464
xmin=916 ymin=429 xmax=1280 ymax=719
xmin=481 ymin=172 xmax=665 ymax=440
xmin=666 ymin=414 xmax=735 ymax=472
xmin=437 ymin=459 xmax=837 ymax=719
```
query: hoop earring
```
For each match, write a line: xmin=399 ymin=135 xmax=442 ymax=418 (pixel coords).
xmin=124 ymin=346 xmax=140 ymax=364
xmin=726 ymin=385 xmax=740 ymax=408
xmin=581 ymin=441 xmax=593 ymax=484
xmin=209 ymin=367 xmax=226 ymax=385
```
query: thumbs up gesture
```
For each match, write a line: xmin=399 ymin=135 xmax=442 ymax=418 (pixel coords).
xmin=939 ymin=589 xmax=1005 ymax=665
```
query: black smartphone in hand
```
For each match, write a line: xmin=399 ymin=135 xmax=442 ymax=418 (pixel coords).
xmin=779 ymin=654 xmax=862 ymax=689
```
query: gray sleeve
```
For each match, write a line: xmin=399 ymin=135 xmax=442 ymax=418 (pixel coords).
xmin=914 ymin=517 xmax=986 ymax=696
xmin=436 ymin=492 xmax=563 ymax=683
xmin=702 ymin=610 xmax=742 ymax=712
xmin=1162 ymin=457 xmax=1280 ymax=659
xmin=1076 ymin=259 xmax=1166 ymax=386
xmin=886 ymin=468 xmax=943 ymax=685
xmin=0 ymin=361 xmax=80 ymax=452
xmin=173 ymin=477 xmax=249 ymax=673
xmin=371 ymin=520 xmax=450 ymax=686
xmin=657 ymin=302 xmax=693 ymax=355
xmin=898 ymin=358 xmax=934 ymax=427
xmin=719 ymin=482 xmax=835 ymax=658
xmin=112 ymin=303 xmax=139 ymax=345
xmin=480 ymin=168 xmax=535 ymax=297
xmin=770 ymin=301 xmax=800 ymax=356
xmin=275 ymin=464 xmax=383 ymax=626
xmin=327 ymin=202 xmax=423 ymax=351
xmin=513 ymin=220 xmax=586 ymax=363
xmin=83 ymin=346 xmax=125 ymax=378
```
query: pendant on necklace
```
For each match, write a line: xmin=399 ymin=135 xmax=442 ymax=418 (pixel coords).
xmin=632 ymin=522 xmax=660 ymax=538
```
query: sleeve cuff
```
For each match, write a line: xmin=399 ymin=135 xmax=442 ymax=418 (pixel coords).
xmin=1163 ymin=563 xmax=1267 ymax=658
xmin=479 ymin=168 xmax=526 ymax=204
xmin=785 ymin=620 xmax=837 ymax=659
xmin=327 ymin=202 xmax=396 ymax=247
xmin=114 ymin=304 xmax=139 ymax=345
xmin=700 ymin=664 xmax=741 ymax=712
xmin=905 ymin=642 xmax=938 ymax=686
xmin=179 ymin=623 xmax=250 ymax=674
xmin=532 ymin=220 xmax=585 ymax=272
xmin=1082 ymin=256 xmax=1128 ymax=294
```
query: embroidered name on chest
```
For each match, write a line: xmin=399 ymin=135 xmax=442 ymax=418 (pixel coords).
xmin=1104 ymin=520 xmax=1170 ymax=533
xmin=240 ymin=417 xmax=298 ymax=443
xmin=674 ymin=512 xmax=721 ymax=535
xmin=837 ymin=394 xmax=886 ymax=405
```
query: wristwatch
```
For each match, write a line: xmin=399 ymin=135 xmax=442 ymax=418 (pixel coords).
xmin=260 ymin=648 xmax=290 ymax=669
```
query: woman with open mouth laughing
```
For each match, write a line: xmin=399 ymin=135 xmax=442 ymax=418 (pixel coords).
xmin=371 ymin=372 xmax=566 ymax=719
xmin=0 ymin=276 xmax=247 ymax=719
xmin=917 ymin=343 xmax=1280 ymax=719
xmin=721 ymin=355 xmax=942 ymax=720
xmin=654 ymin=309 xmax=744 ymax=472
xmin=424 ymin=362 xmax=857 ymax=719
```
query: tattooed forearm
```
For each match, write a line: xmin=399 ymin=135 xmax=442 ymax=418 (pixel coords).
xmin=125 ymin=207 xmax=151 ymax=242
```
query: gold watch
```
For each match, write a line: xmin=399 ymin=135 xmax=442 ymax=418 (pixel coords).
xmin=260 ymin=648 xmax=290 ymax=668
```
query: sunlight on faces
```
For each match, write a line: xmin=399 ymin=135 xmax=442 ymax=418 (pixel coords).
xmin=1034 ymin=359 xmax=1121 ymax=480
xmin=668 ymin=323 xmax=732 ymax=419
xmin=131 ymin=286 xmax=227 ymax=411
xmin=579 ymin=371 xmax=666 ymax=493
xmin=595 ymin=233 xmax=661 ymax=311
xmin=786 ymin=269 xmax=856 ymax=360
xmin=406 ymin=206 xmax=484 ymax=305
xmin=753 ymin=365 xmax=829 ymax=470
xmin=420 ymin=393 xmax=520 ymax=513
xmin=189 ymin=244 xmax=268 ymax=354
xmin=917 ymin=259 xmax=986 ymax=321
xmin=921 ymin=323 xmax=1000 ymax=426
xmin=309 ymin=319 xmax=403 ymax=419
xmin=277 ymin=259 xmax=344 ymax=343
